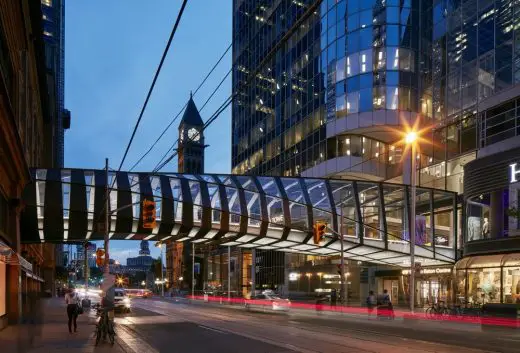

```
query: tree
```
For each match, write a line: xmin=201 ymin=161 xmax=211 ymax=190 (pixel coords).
xmin=55 ymin=266 xmax=68 ymax=282
xmin=150 ymin=257 xmax=163 ymax=279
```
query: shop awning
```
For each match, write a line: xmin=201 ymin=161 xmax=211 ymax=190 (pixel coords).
xmin=456 ymin=253 xmax=520 ymax=269
xmin=0 ymin=240 xmax=33 ymax=272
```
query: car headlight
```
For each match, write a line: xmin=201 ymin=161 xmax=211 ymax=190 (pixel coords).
xmin=123 ymin=298 xmax=130 ymax=304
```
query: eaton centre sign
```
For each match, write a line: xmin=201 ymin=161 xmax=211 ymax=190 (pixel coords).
xmin=510 ymin=163 xmax=520 ymax=183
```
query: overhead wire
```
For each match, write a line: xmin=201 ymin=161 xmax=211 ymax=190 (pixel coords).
xmin=116 ymin=0 xmax=188 ymax=174
xmin=152 ymin=0 xmax=324 ymax=174
xmin=128 ymin=43 xmax=232 ymax=172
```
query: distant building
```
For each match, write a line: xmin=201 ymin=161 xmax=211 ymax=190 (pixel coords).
xmin=127 ymin=240 xmax=154 ymax=272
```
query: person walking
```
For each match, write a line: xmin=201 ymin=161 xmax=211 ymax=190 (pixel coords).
xmin=366 ymin=290 xmax=376 ymax=318
xmin=65 ymin=287 xmax=80 ymax=333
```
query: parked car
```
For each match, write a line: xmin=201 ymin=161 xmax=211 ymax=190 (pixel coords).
xmin=114 ymin=289 xmax=131 ymax=313
xmin=245 ymin=292 xmax=291 ymax=312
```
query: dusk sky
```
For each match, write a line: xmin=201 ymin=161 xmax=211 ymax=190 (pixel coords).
xmin=65 ymin=1 xmax=232 ymax=263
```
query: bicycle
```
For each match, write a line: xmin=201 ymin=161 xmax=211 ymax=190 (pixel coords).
xmin=94 ymin=306 xmax=115 ymax=345
xmin=425 ymin=301 xmax=449 ymax=317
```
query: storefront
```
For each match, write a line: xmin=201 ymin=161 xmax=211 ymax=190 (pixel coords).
xmin=375 ymin=267 xmax=454 ymax=306
xmin=455 ymin=254 xmax=520 ymax=305
xmin=459 ymin=146 xmax=520 ymax=305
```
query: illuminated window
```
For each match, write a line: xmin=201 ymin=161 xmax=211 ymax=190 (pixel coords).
xmin=42 ymin=0 xmax=52 ymax=6
xmin=43 ymin=31 xmax=53 ymax=37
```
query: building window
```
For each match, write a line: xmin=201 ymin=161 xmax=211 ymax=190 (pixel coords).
xmin=43 ymin=31 xmax=53 ymax=37
xmin=42 ymin=0 xmax=52 ymax=7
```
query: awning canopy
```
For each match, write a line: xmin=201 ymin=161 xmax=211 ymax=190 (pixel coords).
xmin=0 ymin=240 xmax=33 ymax=272
xmin=20 ymin=168 xmax=459 ymax=267
xmin=456 ymin=253 xmax=520 ymax=269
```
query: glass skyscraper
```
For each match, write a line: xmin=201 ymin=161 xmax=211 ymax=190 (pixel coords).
xmin=231 ymin=0 xmax=519 ymax=195
xmin=41 ymin=0 xmax=69 ymax=168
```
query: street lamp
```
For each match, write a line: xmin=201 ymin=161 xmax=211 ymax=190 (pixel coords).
xmin=155 ymin=241 xmax=165 ymax=297
xmin=405 ymin=129 xmax=418 ymax=313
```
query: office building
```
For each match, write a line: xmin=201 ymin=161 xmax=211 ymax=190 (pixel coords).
xmin=231 ymin=0 xmax=520 ymax=302
xmin=41 ymin=0 xmax=70 ymax=168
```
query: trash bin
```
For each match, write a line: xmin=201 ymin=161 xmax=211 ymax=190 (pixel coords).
xmin=481 ymin=304 xmax=520 ymax=331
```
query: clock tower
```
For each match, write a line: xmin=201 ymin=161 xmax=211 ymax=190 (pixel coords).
xmin=178 ymin=92 xmax=205 ymax=173
xmin=166 ymin=93 xmax=207 ymax=292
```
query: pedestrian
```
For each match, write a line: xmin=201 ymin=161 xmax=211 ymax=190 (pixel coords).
xmin=330 ymin=289 xmax=337 ymax=309
xmin=366 ymin=290 xmax=376 ymax=318
xmin=378 ymin=289 xmax=394 ymax=319
xmin=65 ymin=287 xmax=80 ymax=333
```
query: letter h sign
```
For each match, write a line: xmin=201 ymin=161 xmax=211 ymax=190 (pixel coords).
xmin=510 ymin=163 xmax=520 ymax=183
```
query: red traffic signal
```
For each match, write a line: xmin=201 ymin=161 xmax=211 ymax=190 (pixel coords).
xmin=142 ymin=199 xmax=157 ymax=229
xmin=96 ymin=248 xmax=105 ymax=267
xmin=313 ymin=221 xmax=327 ymax=244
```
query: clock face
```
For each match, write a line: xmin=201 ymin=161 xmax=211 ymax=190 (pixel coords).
xmin=187 ymin=128 xmax=200 ymax=142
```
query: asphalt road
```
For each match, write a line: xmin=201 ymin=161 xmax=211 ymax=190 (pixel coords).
xmin=114 ymin=298 xmax=520 ymax=353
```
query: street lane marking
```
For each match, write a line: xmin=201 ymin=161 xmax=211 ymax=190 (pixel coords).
xmin=198 ymin=325 xmax=228 ymax=334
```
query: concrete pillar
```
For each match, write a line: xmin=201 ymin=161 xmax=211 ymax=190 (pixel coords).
xmin=490 ymin=190 xmax=504 ymax=238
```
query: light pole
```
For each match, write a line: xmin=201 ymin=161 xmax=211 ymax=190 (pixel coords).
xmin=306 ymin=273 xmax=312 ymax=293
xmin=317 ymin=272 xmax=323 ymax=289
xmin=155 ymin=241 xmax=165 ymax=297
xmin=405 ymin=130 xmax=418 ymax=313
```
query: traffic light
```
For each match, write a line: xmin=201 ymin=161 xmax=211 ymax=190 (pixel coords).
xmin=96 ymin=248 xmax=105 ymax=267
xmin=142 ymin=199 xmax=157 ymax=229
xmin=313 ymin=221 xmax=327 ymax=244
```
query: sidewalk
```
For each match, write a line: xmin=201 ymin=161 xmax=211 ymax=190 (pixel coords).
xmin=0 ymin=297 xmax=128 ymax=353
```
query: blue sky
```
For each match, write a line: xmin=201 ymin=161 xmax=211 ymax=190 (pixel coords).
xmin=65 ymin=1 xmax=232 ymax=263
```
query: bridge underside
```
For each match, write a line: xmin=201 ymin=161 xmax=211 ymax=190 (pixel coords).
xmin=21 ymin=169 xmax=458 ymax=267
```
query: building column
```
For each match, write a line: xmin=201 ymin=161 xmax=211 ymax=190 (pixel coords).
xmin=490 ymin=190 xmax=504 ymax=238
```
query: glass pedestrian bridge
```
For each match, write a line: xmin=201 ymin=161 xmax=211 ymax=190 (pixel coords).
xmin=21 ymin=169 xmax=458 ymax=267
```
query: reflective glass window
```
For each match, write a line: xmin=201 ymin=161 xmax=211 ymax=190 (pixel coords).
xmin=336 ymin=56 xmax=346 ymax=81
xmin=387 ymin=7 xmax=400 ymax=24
xmin=359 ymin=88 xmax=372 ymax=112
xmin=359 ymin=73 xmax=372 ymax=89
xmin=386 ymin=86 xmax=399 ymax=110
xmin=336 ymin=94 xmax=347 ymax=116
xmin=373 ymin=86 xmax=386 ymax=109
xmin=347 ymin=91 xmax=359 ymax=114
xmin=386 ymin=25 xmax=400 ymax=46
xmin=359 ymin=49 xmax=372 ymax=73
xmin=387 ymin=71 xmax=399 ymax=85
xmin=347 ymin=0 xmax=360 ymax=13
xmin=347 ymin=76 xmax=359 ymax=92
xmin=387 ymin=47 xmax=399 ymax=70
xmin=347 ymin=14 xmax=359 ymax=32
xmin=346 ymin=53 xmax=359 ymax=77
xmin=374 ymin=48 xmax=386 ymax=70
xmin=359 ymin=27 xmax=372 ymax=50
xmin=359 ymin=10 xmax=372 ymax=28
xmin=347 ymin=31 xmax=359 ymax=54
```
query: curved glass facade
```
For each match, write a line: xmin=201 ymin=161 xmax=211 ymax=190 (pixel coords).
xmin=232 ymin=0 xmax=434 ymax=179
xmin=21 ymin=168 xmax=457 ymax=267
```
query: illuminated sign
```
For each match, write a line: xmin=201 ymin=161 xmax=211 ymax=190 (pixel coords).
xmin=402 ymin=268 xmax=451 ymax=275
xmin=510 ymin=163 xmax=520 ymax=183
xmin=289 ymin=272 xmax=300 ymax=281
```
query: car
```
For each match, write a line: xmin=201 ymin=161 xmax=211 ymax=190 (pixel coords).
xmin=114 ymin=289 xmax=131 ymax=313
xmin=245 ymin=292 xmax=291 ymax=312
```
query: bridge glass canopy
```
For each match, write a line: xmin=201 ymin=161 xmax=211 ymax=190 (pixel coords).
xmin=21 ymin=169 xmax=458 ymax=267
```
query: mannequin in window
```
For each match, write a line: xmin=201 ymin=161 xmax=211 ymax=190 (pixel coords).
xmin=482 ymin=218 xmax=489 ymax=239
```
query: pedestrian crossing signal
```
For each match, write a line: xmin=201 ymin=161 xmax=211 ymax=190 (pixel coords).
xmin=313 ymin=221 xmax=327 ymax=244
xmin=142 ymin=199 xmax=157 ymax=229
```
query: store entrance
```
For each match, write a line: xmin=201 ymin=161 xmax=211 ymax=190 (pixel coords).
xmin=417 ymin=278 xmax=449 ymax=306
